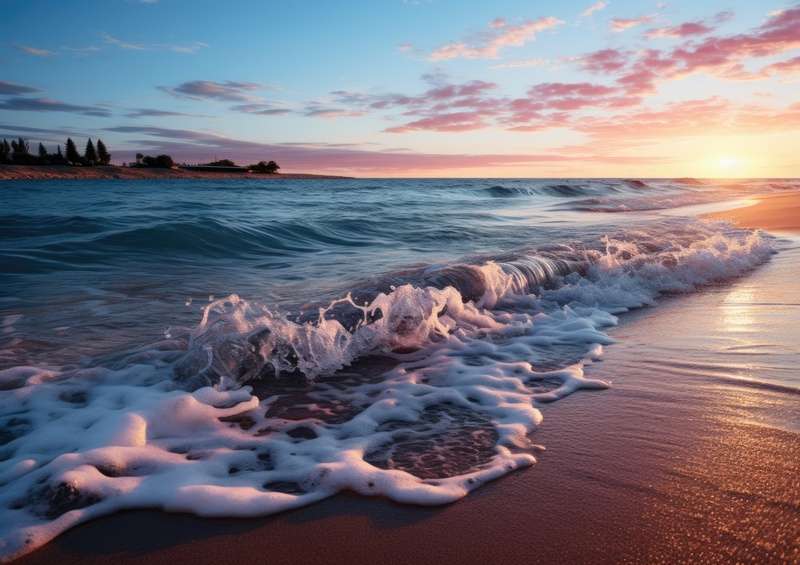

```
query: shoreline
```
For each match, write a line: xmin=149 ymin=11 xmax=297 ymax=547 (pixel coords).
xmin=14 ymin=246 xmax=800 ymax=564
xmin=0 ymin=165 xmax=352 ymax=181
xmin=703 ymin=191 xmax=800 ymax=233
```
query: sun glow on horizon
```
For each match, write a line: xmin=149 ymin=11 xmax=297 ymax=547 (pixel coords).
xmin=717 ymin=156 xmax=740 ymax=171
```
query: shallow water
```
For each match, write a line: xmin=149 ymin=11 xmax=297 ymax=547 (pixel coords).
xmin=0 ymin=177 xmax=798 ymax=560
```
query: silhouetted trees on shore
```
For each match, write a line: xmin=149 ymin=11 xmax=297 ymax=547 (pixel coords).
xmin=0 ymin=136 xmax=281 ymax=174
xmin=250 ymin=160 xmax=280 ymax=174
xmin=0 ymin=137 xmax=111 ymax=166
xmin=133 ymin=153 xmax=175 ymax=168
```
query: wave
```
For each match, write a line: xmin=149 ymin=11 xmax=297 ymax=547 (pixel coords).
xmin=0 ymin=219 xmax=776 ymax=561
xmin=0 ymin=217 xmax=394 ymax=274
xmin=484 ymin=181 xmax=644 ymax=198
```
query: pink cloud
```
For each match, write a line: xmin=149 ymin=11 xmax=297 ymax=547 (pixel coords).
xmin=580 ymin=48 xmax=629 ymax=73
xmin=429 ymin=16 xmax=563 ymax=60
xmin=581 ymin=1 xmax=608 ymax=18
xmin=760 ymin=55 xmax=800 ymax=76
xmin=671 ymin=7 xmax=800 ymax=77
xmin=646 ymin=21 xmax=713 ymax=39
xmin=576 ymin=97 xmax=800 ymax=142
xmin=529 ymin=82 xmax=618 ymax=98
xmin=611 ymin=15 xmax=654 ymax=32
xmin=385 ymin=111 xmax=491 ymax=133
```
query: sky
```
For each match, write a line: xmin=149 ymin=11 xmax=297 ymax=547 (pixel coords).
xmin=1 ymin=0 xmax=799 ymax=177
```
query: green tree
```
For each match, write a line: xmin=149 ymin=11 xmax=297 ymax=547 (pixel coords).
xmin=65 ymin=138 xmax=81 ymax=165
xmin=84 ymin=139 xmax=98 ymax=165
xmin=96 ymin=139 xmax=111 ymax=165
xmin=38 ymin=143 xmax=49 ymax=162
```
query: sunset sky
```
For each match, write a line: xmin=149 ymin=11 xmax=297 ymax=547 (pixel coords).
xmin=1 ymin=0 xmax=799 ymax=177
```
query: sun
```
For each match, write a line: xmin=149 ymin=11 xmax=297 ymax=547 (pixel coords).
xmin=717 ymin=156 xmax=739 ymax=171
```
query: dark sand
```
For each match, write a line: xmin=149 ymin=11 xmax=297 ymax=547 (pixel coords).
xmin=705 ymin=192 xmax=800 ymax=233
xmin=0 ymin=165 xmax=350 ymax=180
xmin=14 ymin=241 xmax=800 ymax=564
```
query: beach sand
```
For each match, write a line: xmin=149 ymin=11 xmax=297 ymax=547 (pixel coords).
xmin=15 ymin=239 xmax=800 ymax=564
xmin=704 ymin=192 xmax=800 ymax=233
xmin=0 ymin=165 xmax=349 ymax=180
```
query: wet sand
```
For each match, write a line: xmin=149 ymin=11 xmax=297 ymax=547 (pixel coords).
xmin=0 ymin=165 xmax=350 ymax=180
xmin=15 ymin=242 xmax=800 ymax=563
xmin=704 ymin=192 xmax=800 ymax=233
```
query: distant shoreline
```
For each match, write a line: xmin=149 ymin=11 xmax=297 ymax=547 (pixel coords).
xmin=0 ymin=164 xmax=352 ymax=180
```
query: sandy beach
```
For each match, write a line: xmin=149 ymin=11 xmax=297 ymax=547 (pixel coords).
xmin=704 ymin=192 xmax=800 ymax=233
xmin=0 ymin=165 xmax=350 ymax=181
xmin=14 ymin=225 xmax=800 ymax=564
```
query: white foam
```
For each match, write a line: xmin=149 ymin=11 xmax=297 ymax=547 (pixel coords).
xmin=0 ymin=222 xmax=775 ymax=561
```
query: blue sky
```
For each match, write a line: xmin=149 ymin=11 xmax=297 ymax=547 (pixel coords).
xmin=1 ymin=0 xmax=799 ymax=176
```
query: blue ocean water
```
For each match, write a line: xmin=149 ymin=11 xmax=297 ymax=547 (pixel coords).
xmin=0 ymin=177 xmax=797 ymax=559
xmin=0 ymin=177 xmax=780 ymax=366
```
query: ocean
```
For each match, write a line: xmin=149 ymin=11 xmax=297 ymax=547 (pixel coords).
xmin=0 ymin=178 xmax=798 ymax=560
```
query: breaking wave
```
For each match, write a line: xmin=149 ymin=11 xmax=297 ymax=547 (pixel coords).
xmin=0 ymin=219 xmax=775 ymax=561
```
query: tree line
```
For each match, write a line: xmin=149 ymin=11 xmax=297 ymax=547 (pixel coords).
xmin=0 ymin=137 xmax=111 ymax=166
xmin=0 ymin=136 xmax=281 ymax=174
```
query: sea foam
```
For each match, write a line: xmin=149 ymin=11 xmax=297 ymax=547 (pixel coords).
xmin=0 ymin=220 xmax=774 ymax=561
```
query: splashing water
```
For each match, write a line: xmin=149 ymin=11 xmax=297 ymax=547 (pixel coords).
xmin=0 ymin=211 xmax=776 ymax=560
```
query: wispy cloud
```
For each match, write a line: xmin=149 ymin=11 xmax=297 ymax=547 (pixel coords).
xmin=124 ymin=108 xmax=209 ymax=118
xmin=611 ymin=15 xmax=654 ymax=32
xmin=61 ymin=45 xmax=103 ymax=55
xmin=0 ymin=80 xmax=40 ymax=95
xmin=102 ymin=33 xmax=147 ymax=50
xmin=645 ymin=21 xmax=713 ymax=39
xmin=490 ymin=58 xmax=548 ymax=69
xmin=644 ymin=11 xmax=733 ymax=39
xmin=429 ymin=16 xmax=563 ymax=60
xmin=15 ymin=45 xmax=56 ymax=57
xmin=102 ymin=33 xmax=207 ymax=54
xmin=230 ymin=103 xmax=292 ymax=116
xmin=302 ymin=105 xmax=364 ymax=119
xmin=0 ymin=97 xmax=111 ymax=117
xmin=581 ymin=1 xmax=608 ymax=18
xmin=159 ymin=80 xmax=263 ymax=102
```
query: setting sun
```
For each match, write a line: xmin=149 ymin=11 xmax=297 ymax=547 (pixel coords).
xmin=718 ymin=156 xmax=740 ymax=171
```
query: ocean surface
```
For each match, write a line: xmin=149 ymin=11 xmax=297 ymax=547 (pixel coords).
xmin=1 ymin=177 xmax=798 ymax=560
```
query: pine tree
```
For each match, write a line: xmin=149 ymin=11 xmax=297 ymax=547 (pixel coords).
xmin=84 ymin=139 xmax=98 ymax=165
xmin=65 ymin=138 xmax=81 ymax=165
xmin=38 ymin=143 xmax=49 ymax=162
xmin=0 ymin=139 xmax=8 ymax=163
xmin=96 ymin=139 xmax=111 ymax=165
xmin=54 ymin=145 xmax=67 ymax=165
xmin=11 ymin=137 xmax=29 ymax=156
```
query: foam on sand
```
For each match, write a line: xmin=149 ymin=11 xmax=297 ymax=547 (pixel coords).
xmin=0 ymin=220 xmax=774 ymax=561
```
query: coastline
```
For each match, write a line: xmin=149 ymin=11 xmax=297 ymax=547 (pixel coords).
xmin=14 ymin=239 xmax=800 ymax=564
xmin=0 ymin=165 xmax=352 ymax=181
xmin=703 ymin=192 xmax=800 ymax=233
